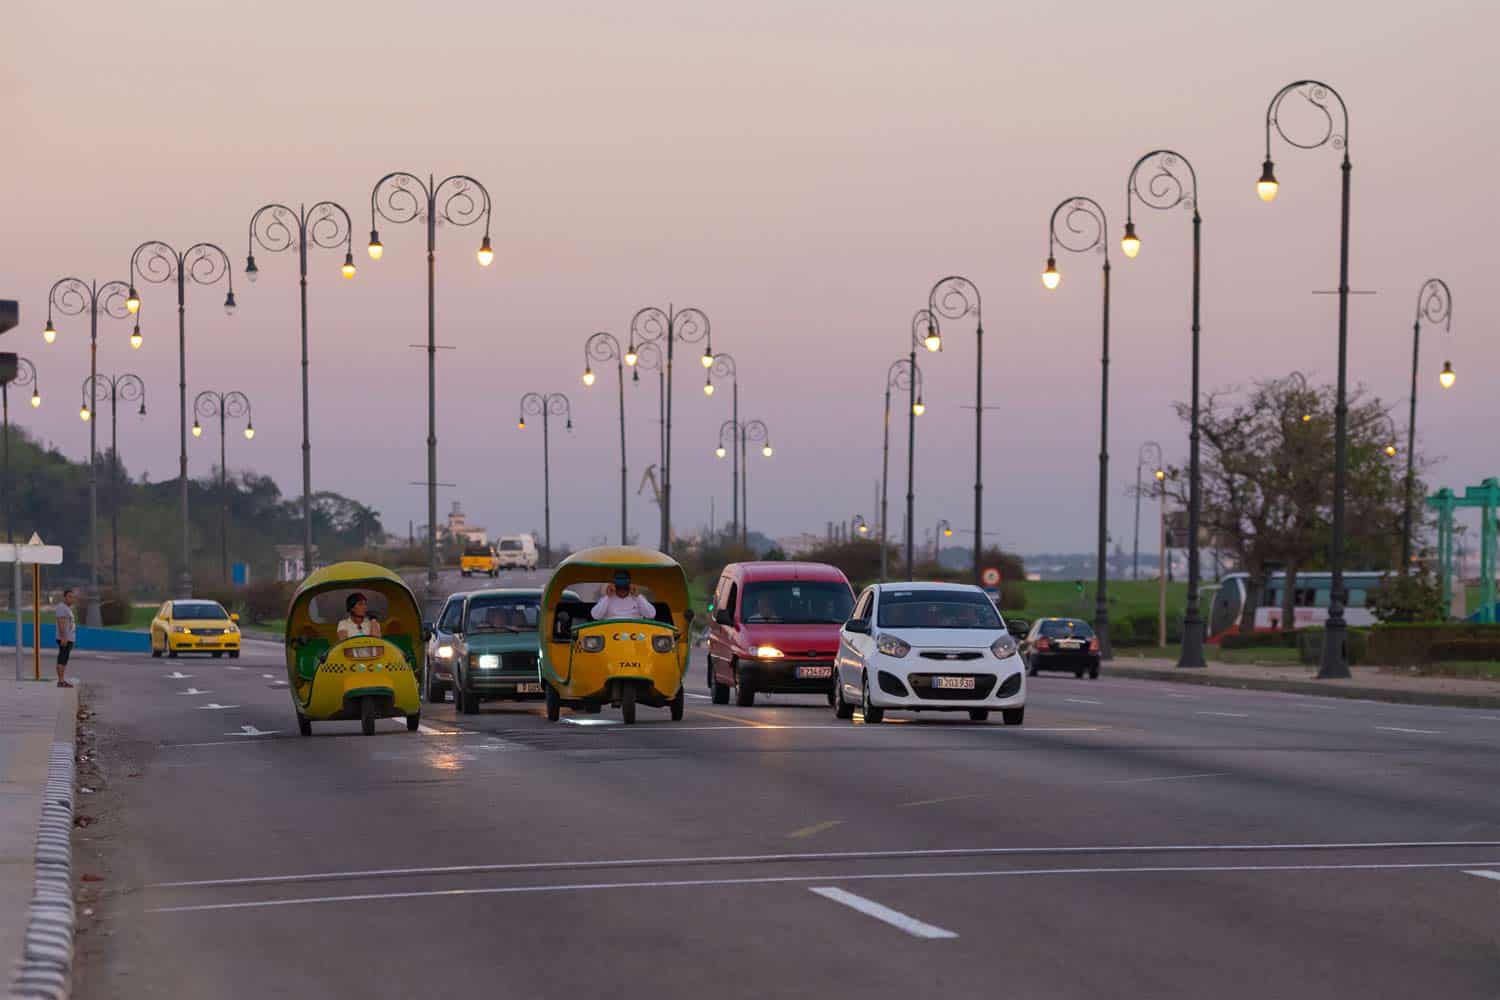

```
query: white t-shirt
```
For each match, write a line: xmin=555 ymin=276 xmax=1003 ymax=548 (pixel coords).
xmin=337 ymin=617 xmax=381 ymax=640
xmin=591 ymin=592 xmax=657 ymax=621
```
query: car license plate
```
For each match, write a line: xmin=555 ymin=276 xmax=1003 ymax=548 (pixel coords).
xmin=933 ymin=676 xmax=975 ymax=690
xmin=1059 ymin=640 xmax=1082 ymax=649
xmin=517 ymin=682 xmax=542 ymax=694
xmin=796 ymin=665 xmax=832 ymax=679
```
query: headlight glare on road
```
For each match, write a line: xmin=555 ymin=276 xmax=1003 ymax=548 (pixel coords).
xmin=990 ymin=635 xmax=1019 ymax=659
xmin=875 ymin=633 xmax=911 ymax=658
xmin=753 ymin=645 xmax=783 ymax=659
xmin=581 ymin=635 xmax=605 ymax=653
xmin=652 ymin=635 xmax=675 ymax=654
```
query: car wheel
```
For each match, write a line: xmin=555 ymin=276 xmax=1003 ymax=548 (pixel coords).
xmin=861 ymin=672 xmax=884 ymax=724
xmin=1002 ymin=707 xmax=1025 ymax=726
xmin=832 ymin=675 xmax=854 ymax=720
xmin=425 ymin=671 xmax=446 ymax=704
xmin=1089 ymin=665 xmax=1100 ymax=679
xmin=151 ymin=639 xmax=162 ymax=659
xmin=297 ymin=715 xmax=312 ymax=737
xmin=229 ymin=651 xmax=239 ymax=659
xmin=360 ymin=697 xmax=377 ymax=736
xmin=168 ymin=647 xmax=178 ymax=659
xmin=544 ymin=684 xmax=561 ymax=722
xmin=710 ymin=658 xmax=731 ymax=705
xmin=968 ymin=709 xmax=990 ymax=722
xmin=734 ymin=676 xmax=755 ymax=708
xmin=406 ymin=712 xmax=420 ymax=732
xmin=1074 ymin=669 xmax=1084 ymax=679
xmin=670 ymin=684 xmax=685 ymax=722
xmin=212 ymin=652 xmax=223 ymax=659
xmin=620 ymin=682 xmax=637 ymax=725
xmin=461 ymin=690 xmax=480 ymax=715
xmin=1027 ymin=660 xmax=1038 ymax=676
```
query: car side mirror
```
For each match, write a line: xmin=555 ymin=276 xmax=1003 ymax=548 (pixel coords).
xmin=230 ymin=612 xmax=240 ymax=622
xmin=843 ymin=619 xmax=871 ymax=635
xmin=1007 ymin=620 xmax=1029 ymax=638
xmin=421 ymin=623 xmax=433 ymax=642
xmin=714 ymin=608 xmax=734 ymax=626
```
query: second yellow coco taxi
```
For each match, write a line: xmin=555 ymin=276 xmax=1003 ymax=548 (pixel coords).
xmin=150 ymin=599 xmax=242 ymax=658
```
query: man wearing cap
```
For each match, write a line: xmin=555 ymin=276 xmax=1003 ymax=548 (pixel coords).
xmin=591 ymin=571 xmax=656 ymax=620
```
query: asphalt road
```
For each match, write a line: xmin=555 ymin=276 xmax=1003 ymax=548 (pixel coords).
xmin=67 ymin=636 xmax=1500 ymax=998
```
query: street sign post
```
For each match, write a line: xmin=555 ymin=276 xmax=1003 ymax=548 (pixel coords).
xmin=1 ymin=534 xmax=65 ymax=680
xmin=981 ymin=566 xmax=1002 ymax=602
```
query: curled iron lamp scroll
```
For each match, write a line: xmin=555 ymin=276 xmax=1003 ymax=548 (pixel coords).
xmin=1259 ymin=80 xmax=1353 ymax=678
xmin=368 ymin=170 xmax=494 ymax=590
xmin=192 ymin=390 xmax=252 ymax=583
xmin=583 ymin=331 xmax=629 ymax=543
xmin=1044 ymin=195 xmax=1114 ymax=658
xmin=629 ymin=304 xmax=712 ymax=551
xmin=1123 ymin=148 xmax=1204 ymax=669
xmin=127 ymin=239 xmax=235 ymax=597
xmin=2 ymin=358 xmax=41 ymax=552
xmin=246 ymin=199 xmax=356 ymax=578
xmin=926 ymin=277 xmax=983 ymax=586
xmin=519 ymin=392 xmax=573 ymax=565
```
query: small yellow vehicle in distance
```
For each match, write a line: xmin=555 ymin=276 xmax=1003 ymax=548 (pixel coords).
xmin=283 ymin=561 xmax=424 ymax=736
xmin=538 ymin=546 xmax=693 ymax=724
xmin=459 ymin=542 xmax=499 ymax=578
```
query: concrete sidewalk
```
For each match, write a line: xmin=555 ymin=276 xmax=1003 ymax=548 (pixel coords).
xmin=2 ymin=681 xmax=78 ymax=996
xmin=1108 ymin=657 xmax=1500 ymax=709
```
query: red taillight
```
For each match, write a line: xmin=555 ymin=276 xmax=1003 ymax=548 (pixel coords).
xmin=1035 ymin=638 xmax=1052 ymax=651
xmin=1087 ymin=637 xmax=1100 ymax=653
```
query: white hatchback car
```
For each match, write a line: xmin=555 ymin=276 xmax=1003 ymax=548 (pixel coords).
xmin=833 ymin=582 xmax=1025 ymax=724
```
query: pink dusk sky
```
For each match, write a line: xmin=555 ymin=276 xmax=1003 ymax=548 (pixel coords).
xmin=4 ymin=0 xmax=1495 ymax=554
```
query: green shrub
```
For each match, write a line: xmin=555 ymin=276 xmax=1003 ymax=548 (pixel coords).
xmin=1366 ymin=623 xmax=1500 ymax=665
xmin=1111 ymin=612 xmax=1179 ymax=647
xmin=1427 ymin=639 xmax=1500 ymax=662
xmin=1369 ymin=569 xmax=1446 ymax=623
xmin=1297 ymin=627 xmax=1369 ymax=666
xmin=245 ymin=581 xmax=295 ymax=624
xmin=1220 ymin=630 xmax=1300 ymax=650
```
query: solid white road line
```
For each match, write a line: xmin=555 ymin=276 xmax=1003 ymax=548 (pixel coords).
xmin=1464 ymin=869 xmax=1500 ymax=883
xmin=684 ymin=692 xmax=712 ymax=701
xmin=810 ymin=887 xmax=958 ymax=939
xmin=150 ymin=840 xmax=1500 ymax=890
xmin=1376 ymin=726 xmax=1443 ymax=736
xmin=1064 ymin=697 xmax=1103 ymax=705
xmin=1109 ymin=772 xmax=1230 ymax=785
xmin=1195 ymin=711 xmax=1250 ymax=719
xmin=149 ymin=859 xmax=1500 ymax=914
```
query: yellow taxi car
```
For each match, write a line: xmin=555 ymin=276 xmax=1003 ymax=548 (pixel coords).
xmin=150 ymin=599 xmax=242 ymax=659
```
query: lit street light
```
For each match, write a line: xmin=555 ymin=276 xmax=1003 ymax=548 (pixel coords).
xmin=45 ymin=276 xmax=134 ymax=625
xmin=718 ymin=418 xmax=771 ymax=545
xmin=1133 ymin=442 xmax=1164 ymax=582
xmin=519 ymin=392 xmax=573 ymax=567
xmin=903 ymin=309 xmax=937 ymax=580
xmin=1259 ymin=80 xmax=1353 ymax=679
xmin=127 ymin=240 xmax=236 ymax=597
xmin=925 ymin=277 xmax=984 ymax=585
xmin=368 ymin=171 xmax=494 ymax=593
xmin=879 ymin=355 xmax=922 ymax=582
xmin=705 ymin=353 xmax=741 ymax=543
xmin=935 ymin=518 xmax=952 ymax=564
xmin=193 ymin=390 xmax=253 ymax=583
xmin=246 ymin=199 xmax=357 ymax=580
xmin=1122 ymin=149 xmax=1204 ymax=668
xmin=2 ymin=357 xmax=40 ymax=550
xmin=1402 ymin=279 xmax=1454 ymax=570
xmin=582 ymin=332 xmax=628 ymax=544
xmin=83 ymin=374 xmax=146 ymax=589
xmin=1044 ymin=195 xmax=1114 ymax=658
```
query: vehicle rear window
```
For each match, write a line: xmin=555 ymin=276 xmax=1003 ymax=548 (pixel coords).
xmin=463 ymin=544 xmax=491 ymax=556
xmin=172 ymin=602 xmax=228 ymax=620
xmin=499 ymin=540 xmax=523 ymax=551
xmin=740 ymin=581 xmax=854 ymax=625
xmin=466 ymin=595 xmax=540 ymax=633
xmin=877 ymin=590 xmax=1002 ymax=630
xmin=1039 ymin=620 xmax=1093 ymax=639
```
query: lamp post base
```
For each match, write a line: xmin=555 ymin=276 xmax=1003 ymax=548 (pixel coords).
xmin=84 ymin=585 xmax=103 ymax=628
xmin=1176 ymin=617 xmax=1207 ymax=668
xmin=1317 ymin=619 xmax=1351 ymax=679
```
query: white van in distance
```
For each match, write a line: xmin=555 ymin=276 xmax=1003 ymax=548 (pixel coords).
xmin=494 ymin=534 xmax=539 ymax=571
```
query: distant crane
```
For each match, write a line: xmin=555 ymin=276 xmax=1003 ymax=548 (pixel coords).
xmin=638 ymin=465 xmax=662 ymax=507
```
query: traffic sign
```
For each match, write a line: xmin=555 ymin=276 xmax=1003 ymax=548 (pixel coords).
xmin=981 ymin=566 xmax=1002 ymax=587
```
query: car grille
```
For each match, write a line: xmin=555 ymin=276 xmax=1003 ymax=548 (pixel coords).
xmin=906 ymin=673 xmax=998 ymax=700
xmin=918 ymin=651 xmax=983 ymax=661
xmin=189 ymin=627 xmax=227 ymax=636
xmin=501 ymin=652 xmax=538 ymax=672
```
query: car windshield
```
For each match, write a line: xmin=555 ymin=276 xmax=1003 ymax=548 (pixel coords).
xmin=1039 ymin=620 xmax=1093 ymax=639
xmin=876 ymin=590 xmax=1002 ymax=630
xmin=466 ymin=595 xmax=541 ymax=632
xmin=741 ymin=581 xmax=854 ymax=624
xmin=172 ymin=601 xmax=227 ymax=620
xmin=499 ymin=540 xmax=523 ymax=551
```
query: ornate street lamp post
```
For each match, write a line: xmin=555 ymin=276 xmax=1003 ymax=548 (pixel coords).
xmin=631 ymin=341 xmax=666 ymax=480
xmin=935 ymin=518 xmax=952 ymax=565
xmin=741 ymin=420 xmax=771 ymax=543
xmin=45 ymin=277 xmax=136 ymax=625
xmin=627 ymin=305 xmax=712 ymax=552
xmin=126 ymin=240 xmax=236 ymax=597
xmin=192 ymin=391 xmax=253 ymax=583
xmin=1043 ymin=196 xmax=1113 ymax=658
xmin=518 ymin=393 xmax=572 ymax=566
xmin=82 ymin=374 xmax=145 ymax=591
xmin=2 ymin=358 xmax=40 ymax=547
xmin=923 ymin=278 xmax=983 ymax=585
xmin=1134 ymin=441 xmax=1164 ymax=583
xmin=1403 ymin=279 xmax=1454 ymax=570
xmin=368 ymin=172 xmax=494 ymax=591
xmin=906 ymin=310 xmax=938 ymax=580
xmin=879 ymin=356 xmax=923 ymax=582
xmin=1121 ymin=149 xmax=1204 ymax=668
xmin=582 ymin=332 xmax=628 ymax=545
xmin=246 ymin=200 xmax=356 ymax=578
xmin=1257 ymin=80 xmax=1353 ymax=678
xmin=705 ymin=353 xmax=740 ymax=543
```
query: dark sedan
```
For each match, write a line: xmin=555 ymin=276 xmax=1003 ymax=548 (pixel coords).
xmin=1021 ymin=618 xmax=1101 ymax=678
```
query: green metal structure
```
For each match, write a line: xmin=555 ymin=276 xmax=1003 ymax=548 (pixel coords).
xmin=1427 ymin=478 xmax=1499 ymax=623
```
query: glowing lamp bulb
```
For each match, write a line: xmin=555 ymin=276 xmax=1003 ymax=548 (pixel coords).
xmin=1439 ymin=361 xmax=1456 ymax=389
xmin=1301 ymin=412 xmax=1312 ymax=423
xmin=762 ymin=445 xmax=773 ymax=458
xmin=43 ymin=321 xmax=57 ymax=344
xmin=624 ymin=347 xmax=638 ymax=367
xmin=130 ymin=326 xmax=143 ymax=349
xmin=1154 ymin=468 xmax=1165 ymax=481
xmin=341 ymin=253 xmax=357 ymax=280
xmin=715 ymin=446 xmax=727 ymax=459
xmin=476 ymin=236 xmax=494 ymax=267
xmin=923 ymin=329 xmax=941 ymax=352
xmin=582 ymin=368 xmax=596 ymax=387
xmin=517 ymin=418 xmax=526 ymax=430
xmin=29 ymin=392 xmax=40 ymax=409
xmin=1042 ymin=257 xmax=1060 ymax=290
xmin=703 ymin=381 xmax=715 ymax=397
xmin=367 ymin=230 xmax=384 ymax=260
xmin=943 ymin=527 xmax=953 ymax=538
xmin=1384 ymin=443 xmax=1397 ymax=458
xmin=700 ymin=351 xmax=713 ymax=369
xmin=80 ymin=405 xmax=91 ymax=422
xmin=192 ymin=421 xmax=202 ymax=438
xmin=126 ymin=288 xmax=141 ymax=314
xmin=244 ymin=425 xmax=255 ymax=441
xmin=912 ymin=399 xmax=926 ymax=417
xmin=1120 ymin=222 xmax=1141 ymax=259
xmin=1257 ymin=159 xmax=1279 ymax=202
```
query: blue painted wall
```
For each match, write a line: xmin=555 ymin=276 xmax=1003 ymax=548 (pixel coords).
xmin=0 ymin=621 xmax=152 ymax=652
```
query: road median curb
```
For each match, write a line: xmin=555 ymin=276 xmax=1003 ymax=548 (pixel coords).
xmin=1105 ymin=664 xmax=1500 ymax=710
xmin=7 ymin=686 xmax=77 ymax=1000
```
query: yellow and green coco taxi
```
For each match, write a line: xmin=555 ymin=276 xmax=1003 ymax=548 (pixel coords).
xmin=283 ymin=561 xmax=424 ymax=736
xmin=539 ymin=546 xmax=693 ymax=725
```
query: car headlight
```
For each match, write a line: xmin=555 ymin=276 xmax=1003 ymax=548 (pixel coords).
xmin=753 ymin=645 xmax=783 ymax=659
xmin=652 ymin=635 xmax=675 ymax=654
xmin=875 ymin=633 xmax=911 ymax=658
xmin=471 ymin=653 xmax=500 ymax=669
xmin=580 ymin=635 xmax=605 ymax=653
xmin=990 ymin=635 xmax=1019 ymax=659
xmin=434 ymin=644 xmax=455 ymax=660
xmin=171 ymin=625 xmax=189 ymax=634
xmin=227 ymin=624 xmax=239 ymax=633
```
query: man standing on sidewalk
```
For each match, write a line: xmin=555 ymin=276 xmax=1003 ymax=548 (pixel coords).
xmin=54 ymin=588 xmax=75 ymax=688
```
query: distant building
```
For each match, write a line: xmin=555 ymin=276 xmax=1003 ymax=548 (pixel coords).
xmin=276 ymin=545 xmax=319 ymax=583
xmin=443 ymin=501 xmax=488 ymax=546
xmin=776 ymin=533 xmax=826 ymax=557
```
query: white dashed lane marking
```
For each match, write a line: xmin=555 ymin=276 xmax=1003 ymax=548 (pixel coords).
xmin=1377 ymin=726 xmax=1443 ymax=736
xmin=809 ymin=887 xmax=958 ymax=940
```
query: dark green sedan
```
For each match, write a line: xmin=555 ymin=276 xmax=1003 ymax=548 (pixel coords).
xmin=425 ymin=588 xmax=579 ymax=714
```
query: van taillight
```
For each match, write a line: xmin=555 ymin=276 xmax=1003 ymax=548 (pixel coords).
xmin=1035 ymin=638 xmax=1051 ymax=651
xmin=1087 ymin=637 xmax=1100 ymax=653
